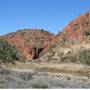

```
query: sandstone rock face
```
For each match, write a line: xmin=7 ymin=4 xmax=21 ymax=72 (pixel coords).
xmin=57 ymin=12 xmax=90 ymax=42
xmin=2 ymin=12 xmax=90 ymax=62
xmin=3 ymin=29 xmax=55 ymax=60
xmin=39 ymin=12 xmax=90 ymax=64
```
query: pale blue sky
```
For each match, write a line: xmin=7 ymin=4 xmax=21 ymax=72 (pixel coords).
xmin=0 ymin=0 xmax=90 ymax=35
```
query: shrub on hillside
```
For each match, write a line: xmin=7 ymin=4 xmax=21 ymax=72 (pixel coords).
xmin=79 ymin=50 xmax=90 ymax=65
xmin=0 ymin=39 xmax=23 ymax=64
xmin=84 ymin=29 xmax=90 ymax=36
xmin=60 ymin=49 xmax=90 ymax=65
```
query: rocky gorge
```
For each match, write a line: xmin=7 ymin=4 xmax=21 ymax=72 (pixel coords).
xmin=0 ymin=11 xmax=90 ymax=88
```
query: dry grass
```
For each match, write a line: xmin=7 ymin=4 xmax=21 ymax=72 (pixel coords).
xmin=5 ymin=62 xmax=90 ymax=77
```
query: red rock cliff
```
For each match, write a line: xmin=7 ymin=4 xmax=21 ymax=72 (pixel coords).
xmin=3 ymin=29 xmax=55 ymax=60
xmin=57 ymin=12 xmax=90 ymax=42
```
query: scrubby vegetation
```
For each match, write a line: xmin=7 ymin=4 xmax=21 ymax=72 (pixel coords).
xmin=0 ymin=39 xmax=23 ymax=64
xmin=59 ymin=49 xmax=90 ymax=65
xmin=32 ymin=83 xmax=48 ymax=88
xmin=84 ymin=30 xmax=90 ymax=36
xmin=38 ymin=29 xmax=49 ymax=33
xmin=79 ymin=50 xmax=90 ymax=65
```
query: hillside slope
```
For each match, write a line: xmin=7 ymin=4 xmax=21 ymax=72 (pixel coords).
xmin=2 ymin=29 xmax=55 ymax=60
xmin=0 ymin=38 xmax=23 ymax=64
xmin=1 ymin=12 xmax=90 ymax=65
xmin=40 ymin=12 xmax=90 ymax=65
xmin=56 ymin=11 xmax=90 ymax=42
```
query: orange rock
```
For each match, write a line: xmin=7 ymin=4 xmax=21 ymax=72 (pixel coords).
xmin=3 ymin=29 xmax=55 ymax=60
xmin=56 ymin=11 xmax=90 ymax=42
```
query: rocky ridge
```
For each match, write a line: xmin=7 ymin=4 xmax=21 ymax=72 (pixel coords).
xmin=2 ymin=29 xmax=55 ymax=60
xmin=39 ymin=11 xmax=90 ymax=64
xmin=1 ymin=11 xmax=90 ymax=64
xmin=56 ymin=11 xmax=90 ymax=42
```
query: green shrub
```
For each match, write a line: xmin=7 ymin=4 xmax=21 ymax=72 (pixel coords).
xmin=32 ymin=83 xmax=48 ymax=88
xmin=79 ymin=50 xmax=90 ymax=65
xmin=84 ymin=29 xmax=90 ymax=36
xmin=38 ymin=29 xmax=49 ymax=33
xmin=0 ymin=39 xmax=23 ymax=64
xmin=60 ymin=49 xmax=90 ymax=65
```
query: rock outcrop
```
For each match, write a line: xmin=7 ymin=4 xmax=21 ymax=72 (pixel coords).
xmin=39 ymin=11 xmax=90 ymax=65
xmin=3 ymin=29 xmax=55 ymax=60
xmin=1 ymin=11 xmax=90 ymax=63
xmin=56 ymin=11 xmax=90 ymax=43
